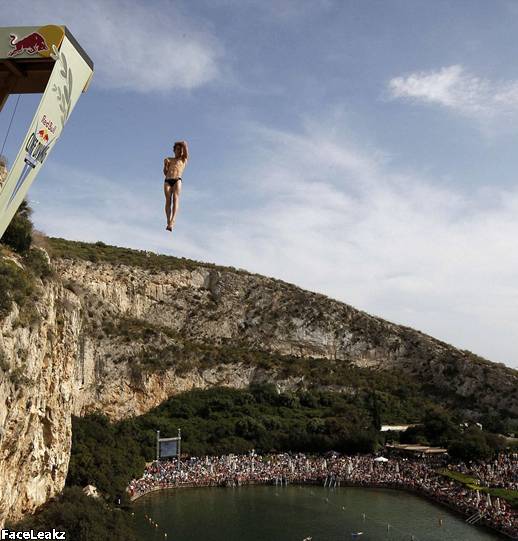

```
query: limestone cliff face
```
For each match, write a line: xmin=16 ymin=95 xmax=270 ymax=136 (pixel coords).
xmin=53 ymin=256 xmax=517 ymax=422
xmin=56 ymin=260 xmax=293 ymax=420
xmin=1 ymin=245 xmax=517 ymax=526
xmin=0 ymin=280 xmax=80 ymax=527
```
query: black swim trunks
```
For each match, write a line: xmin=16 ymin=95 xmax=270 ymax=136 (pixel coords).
xmin=164 ymin=177 xmax=182 ymax=187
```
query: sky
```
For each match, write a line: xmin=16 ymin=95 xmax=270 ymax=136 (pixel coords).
xmin=1 ymin=0 xmax=518 ymax=368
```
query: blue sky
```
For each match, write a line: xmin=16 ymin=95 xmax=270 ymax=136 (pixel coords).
xmin=2 ymin=0 xmax=518 ymax=368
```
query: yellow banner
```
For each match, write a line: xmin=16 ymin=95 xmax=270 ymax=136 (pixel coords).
xmin=0 ymin=35 xmax=93 ymax=239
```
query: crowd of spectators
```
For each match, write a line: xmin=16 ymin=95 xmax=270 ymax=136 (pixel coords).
xmin=455 ymin=453 xmax=518 ymax=490
xmin=128 ymin=452 xmax=517 ymax=539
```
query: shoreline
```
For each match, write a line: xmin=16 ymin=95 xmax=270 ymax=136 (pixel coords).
xmin=130 ymin=479 xmax=516 ymax=540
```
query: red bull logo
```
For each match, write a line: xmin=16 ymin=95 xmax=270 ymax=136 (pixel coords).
xmin=38 ymin=129 xmax=49 ymax=143
xmin=41 ymin=114 xmax=57 ymax=134
xmin=8 ymin=32 xmax=48 ymax=57
xmin=25 ymin=131 xmax=50 ymax=164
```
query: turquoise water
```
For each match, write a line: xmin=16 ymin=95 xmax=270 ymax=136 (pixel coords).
xmin=131 ymin=485 xmax=505 ymax=540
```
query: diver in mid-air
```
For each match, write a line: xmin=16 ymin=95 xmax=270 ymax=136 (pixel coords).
xmin=163 ymin=140 xmax=189 ymax=232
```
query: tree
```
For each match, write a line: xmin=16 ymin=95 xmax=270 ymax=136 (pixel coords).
xmin=448 ymin=428 xmax=493 ymax=461
xmin=422 ymin=407 xmax=460 ymax=446
xmin=1 ymin=200 xmax=33 ymax=254
xmin=7 ymin=488 xmax=137 ymax=541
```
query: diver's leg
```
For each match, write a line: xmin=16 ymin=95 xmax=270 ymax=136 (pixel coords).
xmin=170 ymin=180 xmax=183 ymax=228
xmin=164 ymin=182 xmax=173 ymax=230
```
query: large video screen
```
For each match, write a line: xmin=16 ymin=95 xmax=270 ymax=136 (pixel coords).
xmin=159 ymin=440 xmax=178 ymax=458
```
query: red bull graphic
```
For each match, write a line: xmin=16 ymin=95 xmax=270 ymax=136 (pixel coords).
xmin=41 ymin=114 xmax=57 ymax=135
xmin=5 ymin=118 xmax=55 ymax=209
xmin=38 ymin=129 xmax=49 ymax=142
xmin=27 ymin=123 xmax=53 ymax=163
xmin=8 ymin=32 xmax=48 ymax=57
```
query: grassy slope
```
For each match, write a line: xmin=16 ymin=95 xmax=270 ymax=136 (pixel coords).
xmin=437 ymin=468 xmax=518 ymax=508
xmin=47 ymin=237 xmax=244 ymax=274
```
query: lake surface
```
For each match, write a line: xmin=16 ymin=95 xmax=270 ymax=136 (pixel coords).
xmin=132 ymin=485 xmax=504 ymax=541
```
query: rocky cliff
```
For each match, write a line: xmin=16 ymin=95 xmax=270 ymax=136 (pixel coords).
xmin=0 ymin=276 xmax=79 ymax=527
xmin=0 ymin=237 xmax=516 ymax=525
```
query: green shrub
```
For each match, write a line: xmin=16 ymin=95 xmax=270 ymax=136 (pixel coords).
xmin=46 ymin=237 xmax=249 ymax=275
xmin=7 ymin=487 xmax=137 ymax=541
xmin=1 ymin=200 xmax=33 ymax=254
xmin=448 ymin=428 xmax=493 ymax=461
xmin=9 ymin=366 xmax=30 ymax=388
xmin=0 ymin=259 xmax=33 ymax=317
xmin=0 ymin=349 xmax=9 ymax=372
xmin=24 ymin=248 xmax=52 ymax=279
xmin=66 ymin=414 xmax=145 ymax=502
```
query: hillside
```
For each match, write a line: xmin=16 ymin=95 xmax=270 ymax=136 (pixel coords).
xmin=0 ymin=236 xmax=517 ymax=526
xmin=47 ymin=237 xmax=518 ymax=423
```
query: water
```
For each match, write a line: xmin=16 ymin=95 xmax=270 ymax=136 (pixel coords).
xmin=132 ymin=485 xmax=505 ymax=541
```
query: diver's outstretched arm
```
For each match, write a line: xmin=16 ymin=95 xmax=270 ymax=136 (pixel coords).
xmin=181 ymin=141 xmax=189 ymax=162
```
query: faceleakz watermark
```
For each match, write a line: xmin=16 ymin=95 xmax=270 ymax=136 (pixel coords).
xmin=1 ymin=530 xmax=66 ymax=540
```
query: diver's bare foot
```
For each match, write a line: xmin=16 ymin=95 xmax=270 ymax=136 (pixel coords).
xmin=166 ymin=223 xmax=172 ymax=232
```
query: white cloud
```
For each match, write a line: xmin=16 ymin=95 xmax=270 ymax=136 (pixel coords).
xmin=30 ymin=115 xmax=518 ymax=369
xmin=189 ymin=117 xmax=518 ymax=368
xmin=1 ymin=0 xmax=223 ymax=92
xmin=388 ymin=65 xmax=518 ymax=118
